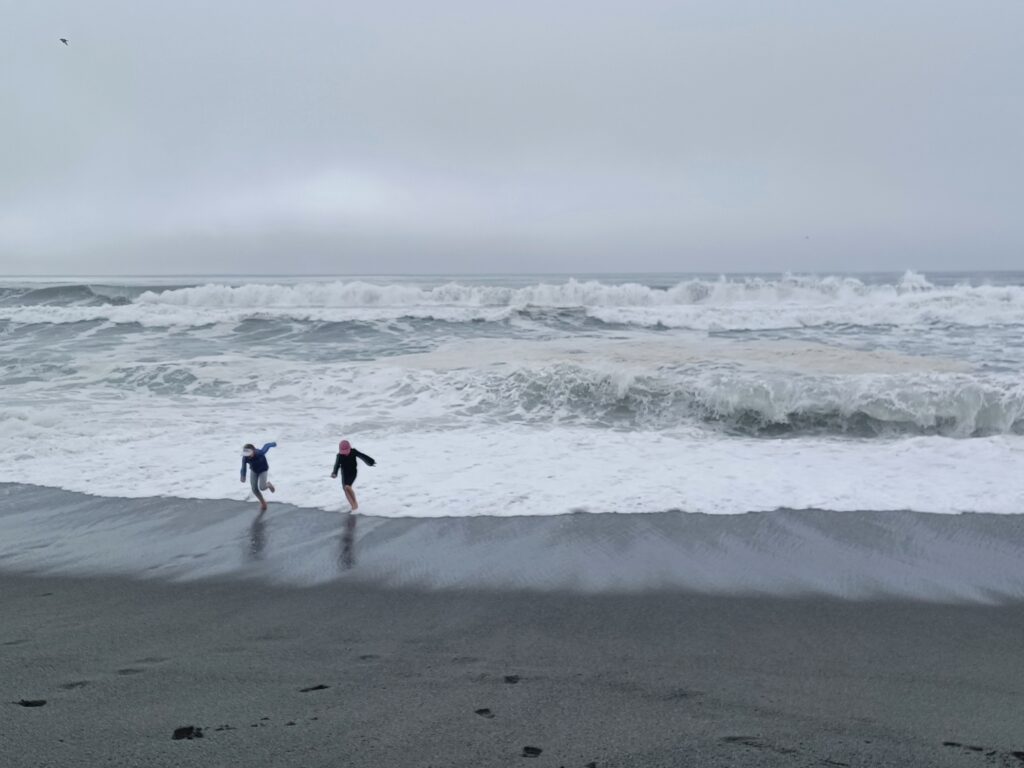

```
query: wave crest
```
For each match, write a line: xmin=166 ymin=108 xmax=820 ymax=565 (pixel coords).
xmin=132 ymin=272 xmax=988 ymax=309
xmin=451 ymin=366 xmax=1024 ymax=437
xmin=2 ymin=273 xmax=1022 ymax=330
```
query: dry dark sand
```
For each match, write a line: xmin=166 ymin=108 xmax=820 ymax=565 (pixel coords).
xmin=2 ymin=575 xmax=1023 ymax=767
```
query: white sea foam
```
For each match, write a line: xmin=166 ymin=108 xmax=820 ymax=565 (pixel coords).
xmin=2 ymin=344 xmax=1023 ymax=514
xmin=2 ymin=396 xmax=1023 ymax=516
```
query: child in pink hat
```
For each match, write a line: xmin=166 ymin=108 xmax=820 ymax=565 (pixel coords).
xmin=330 ymin=439 xmax=376 ymax=511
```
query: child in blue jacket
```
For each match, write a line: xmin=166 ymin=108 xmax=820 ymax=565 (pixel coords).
xmin=240 ymin=441 xmax=277 ymax=511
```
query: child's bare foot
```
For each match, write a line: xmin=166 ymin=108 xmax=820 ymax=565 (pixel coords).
xmin=259 ymin=501 xmax=268 ymax=512
xmin=267 ymin=482 xmax=276 ymax=493
xmin=350 ymin=501 xmax=358 ymax=511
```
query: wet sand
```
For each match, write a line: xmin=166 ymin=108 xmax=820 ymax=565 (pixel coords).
xmin=4 ymin=484 xmax=1024 ymax=601
xmin=3 ymin=574 xmax=1023 ymax=768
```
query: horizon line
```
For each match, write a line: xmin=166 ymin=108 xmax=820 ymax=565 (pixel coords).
xmin=3 ymin=268 xmax=1024 ymax=279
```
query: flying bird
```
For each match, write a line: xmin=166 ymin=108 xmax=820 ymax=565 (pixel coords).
xmin=60 ymin=38 xmax=68 ymax=45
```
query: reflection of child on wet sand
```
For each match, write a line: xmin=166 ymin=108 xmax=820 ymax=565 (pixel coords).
xmin=330 ymin=439 xmax=375 ymax=511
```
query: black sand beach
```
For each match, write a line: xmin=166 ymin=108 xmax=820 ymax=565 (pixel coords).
xmin=3 ymin=574 xmax=1023 ymax=768
xmin=4 ymin=484 xmax=1024 ymax=601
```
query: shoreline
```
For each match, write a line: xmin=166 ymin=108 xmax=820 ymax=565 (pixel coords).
xmin=3 ymin=483 xmax=1024 ymax=602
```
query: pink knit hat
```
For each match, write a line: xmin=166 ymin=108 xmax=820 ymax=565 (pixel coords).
xmin=339 ymin=440 xmax=351 ymax=455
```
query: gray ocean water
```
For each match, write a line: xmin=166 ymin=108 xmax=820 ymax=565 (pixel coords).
xmin=1 ymin=271 xmax=1023 ymax=514
xmin=2 ymin=271 xmax=1023 ymax=595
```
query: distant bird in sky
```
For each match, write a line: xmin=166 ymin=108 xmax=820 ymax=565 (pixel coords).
xmin=59 ymin=38 xmax=68 ymax=45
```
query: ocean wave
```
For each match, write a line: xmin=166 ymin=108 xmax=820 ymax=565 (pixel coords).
xmin=0 ymin=304 xmax=519 ymax=328
xmin=0 ymin=284 xmax=145 ymax=307
xmin=442 ymin=366 xmax=1024 ymax=437
xmin=12 ymin=354 xmax=1019 ymax=437
xmin=131 ymin=271 xmax=1023 ymax=309
xmin=0 ymin=273 xmax=1021 ymax=329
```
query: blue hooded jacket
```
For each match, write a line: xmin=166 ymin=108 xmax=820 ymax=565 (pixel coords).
xmin=241 ymin=442 xmax=276 ymax=480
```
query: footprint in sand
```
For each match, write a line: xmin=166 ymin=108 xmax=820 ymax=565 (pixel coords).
xmin=943 ymin=742 xmax=1024 ymax=763
xmin=720 ymin=736 xmax=798 ymax=756
xmin=116 ymin=657 xmax=170 ymax=675
xmin=59 ymin=681 xmax=89 ymax=690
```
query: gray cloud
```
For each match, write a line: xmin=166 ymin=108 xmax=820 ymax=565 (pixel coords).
xmin=2 ymin=0 xmax=1023 ymax=274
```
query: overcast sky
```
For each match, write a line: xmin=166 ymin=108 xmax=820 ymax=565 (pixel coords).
xmin=2 ymin=1 xmax=1022 ymax=275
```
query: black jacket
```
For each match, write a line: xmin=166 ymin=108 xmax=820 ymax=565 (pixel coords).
xmin=332 ymin=449 xmax=375 ymax=482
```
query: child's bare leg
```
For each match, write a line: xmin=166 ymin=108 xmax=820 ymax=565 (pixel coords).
xmin=343 ymin=485 xmax=358 ymax=511
xmin=255 ymin=491 xmax=267 ymax=511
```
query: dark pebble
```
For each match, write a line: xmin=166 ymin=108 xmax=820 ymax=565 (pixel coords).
xmin=474 ymin=708 xmax=495 ymax=718
xmin=300 ymin=684 xmax=329 ymax=692
xmin=17 ymin=699 xmax=46 ymax=707
xmin=504 ymin=675 xmax=520 ymax=684
xmin=172 ymin=726 xmax=203 ymax=740
xmin=522 ymin=746 xmax=542 ymax=757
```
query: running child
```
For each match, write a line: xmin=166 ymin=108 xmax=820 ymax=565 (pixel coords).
xmin=330 ymin=439 xmax=375 ymax=511
xmin=240 ymin=441 xmax=277 ymax=511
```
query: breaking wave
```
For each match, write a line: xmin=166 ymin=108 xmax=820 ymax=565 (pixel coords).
xmin=131 ymin=271 xmax=1024 ymax=311
xmin=8 ymin=356 xmax=1019 ymax=437
xmin=423 ymin=365 xmax=1024 ymax=437
xmin=2 ymin=272 xmax=1023 ymax=330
